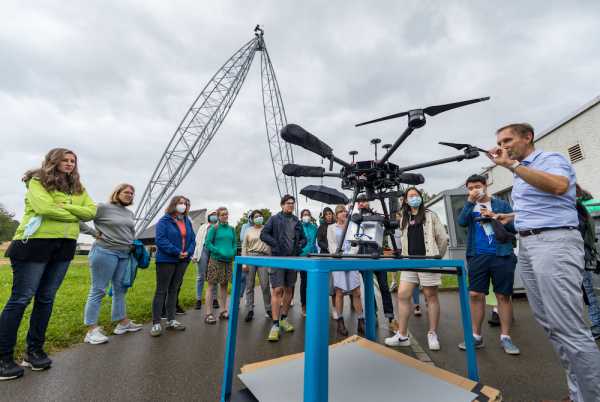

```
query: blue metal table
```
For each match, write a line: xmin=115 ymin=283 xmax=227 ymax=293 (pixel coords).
xmin=220 ymin=256 xmax=478 ymax=402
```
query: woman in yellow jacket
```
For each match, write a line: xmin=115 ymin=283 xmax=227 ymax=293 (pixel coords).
xmin=0 ymin=148 xmax=96 ymax=381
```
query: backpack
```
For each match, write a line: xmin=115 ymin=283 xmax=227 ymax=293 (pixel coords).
xmin=576 ymin=200 xmax=600 ymax=274
xmin=132 ymin=239 xmax=150 ymax=269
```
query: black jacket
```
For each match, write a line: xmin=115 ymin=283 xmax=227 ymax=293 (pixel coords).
xmin=317 ymin=222 xmax=332 ymax=253
xmin=260 ymin=212 xmax=307 ymax=257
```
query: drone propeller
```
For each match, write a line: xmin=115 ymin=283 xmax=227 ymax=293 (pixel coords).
xmin=355 ymin=97 xmax=490 ymax=127
xmin=439 ymin=142 xmax=489 ymax=154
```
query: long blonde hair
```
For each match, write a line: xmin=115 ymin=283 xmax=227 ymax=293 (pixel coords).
xmin=22 ymin=148 xmax=84 ymax=194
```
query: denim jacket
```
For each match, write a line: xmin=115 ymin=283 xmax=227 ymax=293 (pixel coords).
xmin=457 ymin=197 xmax=515 ymax=257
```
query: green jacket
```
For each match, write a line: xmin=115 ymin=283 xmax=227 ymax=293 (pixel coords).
xmin=13 ymin=178 xmax=97 ymax=240
xmin=205 ymin=223 xmax=237 ymax=262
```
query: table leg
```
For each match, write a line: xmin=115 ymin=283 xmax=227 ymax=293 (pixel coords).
xmin=362 ymin=270 xmax=376 ymax=341
xmin=220 ymin=261 xmax=243 ymax=401
xmin=457 ymin=263 xmax=479 ymax=382
xmin=305 ymin=271 xmax=330 ymax=402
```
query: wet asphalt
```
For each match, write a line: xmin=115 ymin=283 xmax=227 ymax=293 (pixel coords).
xmin=2 ymin=287 xmax=598 ymax=402
xmin=0 ymin=289 xmax=405 ymax=402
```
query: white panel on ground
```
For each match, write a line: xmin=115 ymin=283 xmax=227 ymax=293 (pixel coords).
xmin=239 ymin=342 xmax=477 ymax=402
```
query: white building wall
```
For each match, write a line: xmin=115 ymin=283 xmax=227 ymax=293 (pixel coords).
xmin=487 ymin=100 xmax=600 ymax=197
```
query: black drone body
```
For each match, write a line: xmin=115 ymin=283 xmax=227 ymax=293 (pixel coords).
xmin=281 ymin=96 xmax=490 ymax=258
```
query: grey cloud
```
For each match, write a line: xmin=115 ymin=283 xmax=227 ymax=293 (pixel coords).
xmin=1 ymin=0 xmax=599 ymax=225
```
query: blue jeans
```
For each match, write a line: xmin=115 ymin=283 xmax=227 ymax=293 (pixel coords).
xmin=0 ymin=259 xmax=71 ymax=358
xmin=84 ymin=246 xmax=129 ymax=326
xmin=582 ymin=270 xmax=600 ymax=333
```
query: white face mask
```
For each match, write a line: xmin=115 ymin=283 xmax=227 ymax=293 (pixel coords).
xmin=302 ymin=216 xmax=311 ymax=223
xmin=175 ymin=204 xmax=187 ymax=214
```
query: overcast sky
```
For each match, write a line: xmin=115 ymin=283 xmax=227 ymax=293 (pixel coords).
xmin=1 ymin=1 xmax=599 ymax=231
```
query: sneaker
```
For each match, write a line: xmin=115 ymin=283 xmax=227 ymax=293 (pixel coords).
xmin=0 ymin=358 xmax=24 ymax=380
xmin=22 ymin=350 xmax=52 ymax=371
xmin=245 ymin=310 xmax=254 ymax=322
xmin=113 ymin=321 xmax=143 ymax=335
xmin=150 ymin=323 xmax=162 ymax=337
xmin=488 ymin=310 xmax=500 ymax=327
xmin=268 ymin=325 xmax=280 ymax=342
xmin=213 ymin=299 xmax=219 ymax=309
xmin=413 ymin=305 xmax=422 ymax=317
xmin=166 ymin=320 xmax=186 ymax=331
xmin=84 ymin=327 xmax=109 ymax=345
xmin=500 ymin=337 xmax=521 ymax=355
xmin=194 ymin=300 xmax=202 ymax=310
xmin=279 ymin=319 xmax=294 ymax=333
xmin=336 ymin=318 xmax=349 ymax=337
xmin=265 ymin=310 xmax=272 ymax=319
xmin=384 ymin=332 xmax=410 ymax=347
xmin=427 ymin=331 xmax=441 ymax=351
xmin=176 ymin=305 xmax=186 ymax=315
xmin=458 ymin=337 xmax=484 ymax=350
xmin=357 ymin=318 xmax=365 ymax=335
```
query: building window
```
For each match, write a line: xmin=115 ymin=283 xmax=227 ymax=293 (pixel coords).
xmin=568 ymin=143 xmax=584 ymax=163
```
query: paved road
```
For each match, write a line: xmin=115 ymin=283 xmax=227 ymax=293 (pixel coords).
xmin=0 ymin=291 xmax=404 ymax=402
xmin=406 ymin=291 xmax=600 ymax=402
xmin=2 ymin=287 xmax=598 ymax=402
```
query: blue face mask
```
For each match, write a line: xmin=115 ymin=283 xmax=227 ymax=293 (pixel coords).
xmin=407 ymin=196 xmax=422 ymax=208
xmin=22 ymin=215 xmax=42 ymax=243
xmin=208 ymin=215 xmax=217 ymax=224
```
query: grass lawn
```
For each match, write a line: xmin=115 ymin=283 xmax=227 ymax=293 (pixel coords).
xmin=0 ymin=256 xmax=200 ymax=358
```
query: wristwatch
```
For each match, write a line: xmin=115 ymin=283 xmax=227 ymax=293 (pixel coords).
xmin=508 ymin=161 xmax=521 ymax=172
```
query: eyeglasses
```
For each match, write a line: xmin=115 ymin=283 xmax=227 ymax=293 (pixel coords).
xmin=284 ymin=201 xmax=295 ymax=205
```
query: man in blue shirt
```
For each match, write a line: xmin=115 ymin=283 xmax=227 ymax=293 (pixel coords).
xmin=490 ymin=123 xmax=600 ymax=402
xmin=457 ymin=174 xmax=520 ymax=355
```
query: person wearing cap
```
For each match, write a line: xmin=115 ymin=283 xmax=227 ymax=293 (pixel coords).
xmin=491 ymin=123 xmax=600 ymax=402
xmin=192 ymin=210 xmax=219 ymax=310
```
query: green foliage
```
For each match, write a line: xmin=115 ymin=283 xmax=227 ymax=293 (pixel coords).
xmin=0 ymin=205 xmax=19 ymax=242
xmin=235 ymin=208 xmax=272 ymax=241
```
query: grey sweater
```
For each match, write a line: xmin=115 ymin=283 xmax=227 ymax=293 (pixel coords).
xmin=80 ymin=203 xmax=135 ymax=251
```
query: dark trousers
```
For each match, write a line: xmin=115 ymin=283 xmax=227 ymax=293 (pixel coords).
xmin=300 ymin=271 xmax=308 ymax=306
xmin=152 ymin=261 xmax=188 ymax=323
xmin=361 ymin=270 xmax=394 ymax=319
xmin=0 ymin=259 xmax=71 ymax=358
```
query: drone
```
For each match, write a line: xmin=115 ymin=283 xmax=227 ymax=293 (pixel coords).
xmin=281 ymin=96 xmax=490 ymax=258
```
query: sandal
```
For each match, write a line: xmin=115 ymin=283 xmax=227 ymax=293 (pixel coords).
xmin=219 ymin=311 xmax=229 ymax=320
xmin=204 ymin=314 xmax=216 ymax=325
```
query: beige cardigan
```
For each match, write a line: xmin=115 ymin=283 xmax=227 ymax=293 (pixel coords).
xmin=397 ymin=210 xmax=449 ymax=257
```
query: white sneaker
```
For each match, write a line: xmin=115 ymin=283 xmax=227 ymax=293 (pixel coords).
xmin=166 ymin=320 xmax=186 ymax=331
xmin=150 ymin=323 xmax=162 ymax=337
xmin=113 ymin=320 xmax=143 ymax=335
xmin=84 ymin=327 xmax=109 ymax=345
xmin=384 ymin=332 xmax=410 ymax=347
xmin=427 ymin=331 xmax=440 ymax=351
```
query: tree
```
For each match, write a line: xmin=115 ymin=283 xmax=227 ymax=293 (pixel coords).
xmin=235 ymin=208 xmax=272 ymax=241
xmin=0 ymin=205 xmax=19 ymax=242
